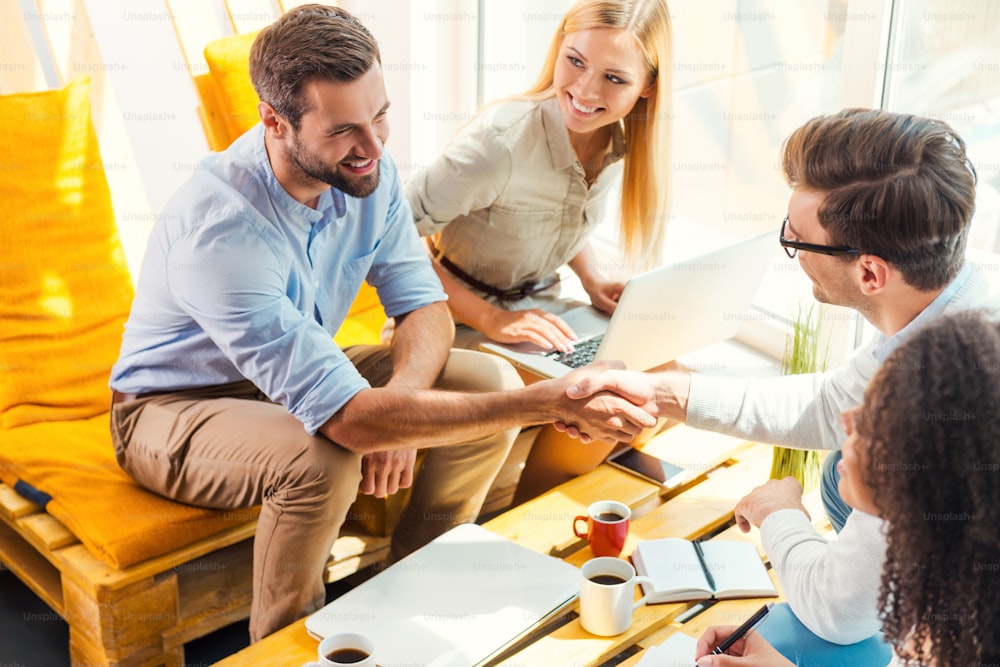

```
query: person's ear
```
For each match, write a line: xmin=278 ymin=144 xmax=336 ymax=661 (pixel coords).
xmin=258 ymin=102 xmax=288 ymax=137
xmin=639 ymin=76 xmax=657 ymax=99
xmin=856 ymin=254 xmax=891 ymax=295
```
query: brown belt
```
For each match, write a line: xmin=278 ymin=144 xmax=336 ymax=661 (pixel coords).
xmin=111 ymin=390 xmax=154 ymax=405
xmin=112 ymin=391 xmax=137 ymax=405
xmin=431 ymin=244 xmax=559 ymax=301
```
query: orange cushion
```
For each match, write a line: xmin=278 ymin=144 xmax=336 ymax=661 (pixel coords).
xmin=0 ymin=415 xmax=258 ymax=568
xmin=0 ymin=78 xmax=133 ymax=429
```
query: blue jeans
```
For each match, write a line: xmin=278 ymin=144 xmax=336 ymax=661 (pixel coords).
xmin=757 ymin=603 xmax=891 ymax=667
xmin=820 ymin=450 xmax=852 ymax=533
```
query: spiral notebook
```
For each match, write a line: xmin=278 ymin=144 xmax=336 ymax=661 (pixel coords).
xmin=305 ymin=523 xmax=580 ymax=667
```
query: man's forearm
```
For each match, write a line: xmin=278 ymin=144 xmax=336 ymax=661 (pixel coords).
xmin=320 ymin=383 xmax=554 ymax=453
xmin=322 ymin=363 xmax=657 ymax=453
xmin=389 ymin=301 xmax=454 ymax=388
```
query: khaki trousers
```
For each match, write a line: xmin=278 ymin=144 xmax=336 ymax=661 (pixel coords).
xmin=110 ymin=346 xmax=521 ymax=641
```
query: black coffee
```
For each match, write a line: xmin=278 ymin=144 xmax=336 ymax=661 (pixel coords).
xmin=595 ymin=512 xmax=625 ymax=522
xmin=588 ymin=574 xmax=627 ymax=585
xmin=326 ymin=648 xmax=369 ymax=663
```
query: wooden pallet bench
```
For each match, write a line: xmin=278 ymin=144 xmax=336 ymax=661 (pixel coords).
xmin=0 ymin=483 xmax=388 ymax=666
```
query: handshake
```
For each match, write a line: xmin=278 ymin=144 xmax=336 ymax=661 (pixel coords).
xmin=538 ymin=360 xmax=684 ymax=444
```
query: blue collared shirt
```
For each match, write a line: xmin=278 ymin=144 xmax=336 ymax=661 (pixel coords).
xmin=111 ymin=126 xmax=446 ymax=434
xmin=873 ymin=262 xmax=973 ymax=363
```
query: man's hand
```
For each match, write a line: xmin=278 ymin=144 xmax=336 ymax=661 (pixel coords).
xmin=546 ymin=362 xmax=658 ymax=443
xmin=733 ymin=477 xmax=810 ymax=532
xmin=694 ymin=625 xmax=793 ymax=667
xmin=562 ymin=366 xmax=691 ymax=424
xmin=359 ymin=448 xmax=417 ymax=497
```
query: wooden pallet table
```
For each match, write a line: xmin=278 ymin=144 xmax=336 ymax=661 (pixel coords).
xmin=0 ymin=483 xmax=388 ymax=666
xmin=212 ymin=425 xmax=779 ymax=666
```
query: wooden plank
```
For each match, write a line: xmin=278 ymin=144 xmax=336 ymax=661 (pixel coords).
xmin=168 ymin=540 xmax=254 ymax=647
xmin=0 ymin=518 xmax=64 ymax=613
xmin=622 ymin=443 xmax=776 ymax=548
xmin=483 ymin=465 xmax=660 ymax=556
xmin=63 ymin=571 xmax=179 ymax=663
xmin=5 ymin=510 xmax=82 ymax=573
xmin=56 ymin=521 xmax=257 ymax=594
xmin=324 ymin=534 xmax=390 ymax=583
xmin=211 ymin=617 xmax=315 ymax=666
xmin=18 ymin=512 xmax=79 ymax=551
xmin=493 ymin=603 xmax=680 ymax=667
xmin=641 ymin=424 xmax=755 ymax=474
xmin=0 ymin=482 xmax=41 ymax=519
xmin=69 ymin=628 xmax=184 ymax=667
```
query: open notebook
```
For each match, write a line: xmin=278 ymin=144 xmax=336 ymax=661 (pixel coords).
xmin=631 ymin=538 xmax=777 ymax=604
xmin=305 ymin=523 xmax=580 ymax=666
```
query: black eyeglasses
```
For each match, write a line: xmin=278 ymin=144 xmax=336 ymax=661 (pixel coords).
xmin=779 ymin=217 xmax=861 ymax=258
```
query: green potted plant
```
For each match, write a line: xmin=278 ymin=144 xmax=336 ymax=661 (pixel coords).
xmin=770 ymin=304 xmax=828 ymax=491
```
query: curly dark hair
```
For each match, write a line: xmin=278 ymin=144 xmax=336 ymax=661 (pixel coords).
xmin=856 ymin=310 xmax=1000 ymax=666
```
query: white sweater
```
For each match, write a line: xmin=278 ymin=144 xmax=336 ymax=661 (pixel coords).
xmin=685 ymin=265 xmax=993 ymax=644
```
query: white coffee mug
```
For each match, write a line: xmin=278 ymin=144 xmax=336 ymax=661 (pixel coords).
xmin=579 ymin=556 xmax=653 ymax=636
xmin=304 ymin=632 xmax=376 ymax=667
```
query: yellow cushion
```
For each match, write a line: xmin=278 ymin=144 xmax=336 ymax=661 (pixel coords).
xmin=203 ymin=31 xmax=261 ymax=145
xmin=0 ymin=78 xmax=133 ymax=429
xmin=335 ymin=283 xmax=386 ymax=346
xmin=0 ymin=415 xmax=258 ymax=568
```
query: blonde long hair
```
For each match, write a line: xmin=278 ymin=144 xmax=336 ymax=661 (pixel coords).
xmin=521 ymin=0 xmax=672 ymax=270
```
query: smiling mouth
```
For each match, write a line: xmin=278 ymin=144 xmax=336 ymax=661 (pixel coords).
xmin=341 ymin=158 xmax=376 ymax=173
xmin=569 ymin=94 xmax=601 ymax=115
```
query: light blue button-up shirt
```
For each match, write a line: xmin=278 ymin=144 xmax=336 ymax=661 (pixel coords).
xmin=873 ymin=262 xmax=973 ymax=363
xmin=111 ymin=125 xmax=446 ymax=434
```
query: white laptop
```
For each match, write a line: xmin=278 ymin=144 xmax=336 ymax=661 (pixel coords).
xmin=481 ymin=231 xmax=777 ymax=378
xmin=305 ymin=523 xmax=579 ymax=667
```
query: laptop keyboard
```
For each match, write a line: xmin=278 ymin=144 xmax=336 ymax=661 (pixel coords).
xmin=546 ymin=335 xmax=604 ymax=369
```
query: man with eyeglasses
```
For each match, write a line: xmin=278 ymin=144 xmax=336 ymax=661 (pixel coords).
xmin=563 ymin=108 xmax=995 ymax=662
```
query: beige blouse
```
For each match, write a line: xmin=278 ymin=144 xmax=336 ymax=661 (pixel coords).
xmin=405 ymin=96 xmax=625 ymax=303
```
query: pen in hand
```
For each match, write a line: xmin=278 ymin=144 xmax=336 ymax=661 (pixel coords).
xmin=706 ymin=602 xmax=773 ymax=658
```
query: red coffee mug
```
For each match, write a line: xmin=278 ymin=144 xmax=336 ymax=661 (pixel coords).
xmin=573 ymin=500 xmax=631 ymax=557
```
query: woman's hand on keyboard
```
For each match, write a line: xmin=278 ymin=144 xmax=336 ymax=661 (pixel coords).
xmin=482 ymin=307 xmax=578 ymax=353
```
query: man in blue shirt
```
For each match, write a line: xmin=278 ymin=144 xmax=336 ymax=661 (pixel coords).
xmin=109 ymin=4 xmax=656 ymax=642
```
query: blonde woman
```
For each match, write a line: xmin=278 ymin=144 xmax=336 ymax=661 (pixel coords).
xmin=405 ymin=0 xmax=673 ymax=353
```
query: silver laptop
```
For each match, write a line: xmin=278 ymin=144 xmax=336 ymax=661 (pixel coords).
xmin=481 ymin=231 xmax=776 ymax=378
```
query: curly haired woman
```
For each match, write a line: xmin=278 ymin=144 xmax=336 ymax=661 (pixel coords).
xmin=693 ymin=309 xmax=1000 ymax=667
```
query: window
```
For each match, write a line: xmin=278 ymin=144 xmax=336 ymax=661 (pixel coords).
xmin=16 ymin=0 xmax=996 ymax=363
xmin=471 ymin=0 xmax=890 ymax=364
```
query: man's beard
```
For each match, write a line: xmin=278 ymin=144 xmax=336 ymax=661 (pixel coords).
xmin=288 ymin=135 xmax=380 ymax=198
